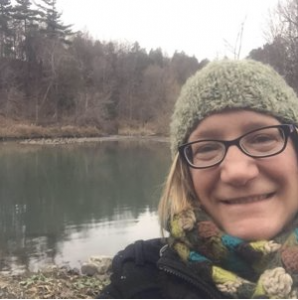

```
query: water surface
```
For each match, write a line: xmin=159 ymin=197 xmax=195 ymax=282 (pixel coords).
xmin=0 ymin=139 xmax=170 ymax=272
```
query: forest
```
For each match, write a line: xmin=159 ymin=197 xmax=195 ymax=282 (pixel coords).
xmin=0 ymin=0 xmax=298 ymax=137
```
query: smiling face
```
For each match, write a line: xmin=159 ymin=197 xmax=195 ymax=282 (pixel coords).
xmin=188 ymin=110 xmax=298 ymax=240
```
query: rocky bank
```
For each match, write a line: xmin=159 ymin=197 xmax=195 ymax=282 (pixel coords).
xmin=0 ymin=256 xmax=112 ymax=299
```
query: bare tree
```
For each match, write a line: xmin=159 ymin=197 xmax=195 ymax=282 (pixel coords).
xmin=250 ymin=0 xmax=298 ymax=92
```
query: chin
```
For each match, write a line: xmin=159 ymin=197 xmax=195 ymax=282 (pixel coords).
xmin=223 ymin=224 xmax=283 ymax=241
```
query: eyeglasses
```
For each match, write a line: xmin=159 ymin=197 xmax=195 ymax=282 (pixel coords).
xmin=179 ymin=124 xmax=297 ymax=169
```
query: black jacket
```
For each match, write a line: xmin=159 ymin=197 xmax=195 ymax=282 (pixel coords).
xmin=98 ymin=238 xmax=225 ymax=299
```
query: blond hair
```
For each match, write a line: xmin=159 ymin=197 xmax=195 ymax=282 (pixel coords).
xmin=158 ymin=153 xmax=197 ymax=233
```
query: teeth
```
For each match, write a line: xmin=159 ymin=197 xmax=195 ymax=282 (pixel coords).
xmin=226 ymin=194 xmax=270 ymax=205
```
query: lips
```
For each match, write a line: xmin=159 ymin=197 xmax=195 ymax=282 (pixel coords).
xmin=222 ymin=193 xmax=274 ymax=205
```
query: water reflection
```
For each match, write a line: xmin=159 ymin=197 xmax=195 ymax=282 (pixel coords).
xmin=0 ymin=140 xmax=170 ymax=272
xmin=55 ymin=207 xmax=160 ymax=270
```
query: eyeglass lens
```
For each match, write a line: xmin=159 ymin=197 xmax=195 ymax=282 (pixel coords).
xmin=184 ymin=126 xmax=288 ymax=168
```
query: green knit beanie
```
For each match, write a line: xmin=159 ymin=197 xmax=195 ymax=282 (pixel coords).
xmin=170 ymin=59 xmax=298 ymax=156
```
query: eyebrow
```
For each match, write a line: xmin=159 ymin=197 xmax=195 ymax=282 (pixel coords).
xmin=192 ymin=121 xmax=280 ymax=140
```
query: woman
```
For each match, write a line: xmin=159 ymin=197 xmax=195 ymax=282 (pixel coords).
xmin=99 ymin=59 xmax=298 ymax=298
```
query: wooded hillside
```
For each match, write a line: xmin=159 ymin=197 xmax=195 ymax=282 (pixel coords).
xmin=0 ymin=0 xmax=209 ymax=136
xmin=1 ymin=0 xmax=298 ymax=137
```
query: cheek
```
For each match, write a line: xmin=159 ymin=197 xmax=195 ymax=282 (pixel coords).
xmin=190 ymin=169 xmax=217 ymax=201
xmin=251 ymin=145 xmax=298 ymax=201
xmin=276 ymin=144 xmax=298 ymax=178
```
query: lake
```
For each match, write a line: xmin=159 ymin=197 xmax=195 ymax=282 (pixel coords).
xmin=0 ymin=139 xmax=171 ymax=273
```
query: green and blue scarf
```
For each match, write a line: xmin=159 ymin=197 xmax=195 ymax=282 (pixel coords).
xmin=169 ymin=208 xmax=298 ymax=298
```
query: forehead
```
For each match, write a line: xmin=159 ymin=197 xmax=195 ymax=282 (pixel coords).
xmin=188 ymin=110 xmax=281 ymax=141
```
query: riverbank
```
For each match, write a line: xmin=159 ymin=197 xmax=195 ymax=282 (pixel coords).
xmin=0 ymin=266 xmax=109 ymax=299
xmin=18 ymin=135 xmax=169 ymax=145
xmin=0 ymin=118 xmax=168 ymax=142
xmin=0 ymin=256 xmax=112 ymax=298
xmin=0 ymin=120 xmax=170 ymax=145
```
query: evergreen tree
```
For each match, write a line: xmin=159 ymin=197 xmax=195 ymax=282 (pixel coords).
xmin=36 ymin=0 xmax=73 ymax=42
xmin=0 ymin=0 xmax=13 ymax=57
xmin=12 ymin=0 xmax=41 ymax=60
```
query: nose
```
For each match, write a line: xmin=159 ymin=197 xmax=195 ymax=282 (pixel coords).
xmin=220 ymin=146 xmax=259 ymax=186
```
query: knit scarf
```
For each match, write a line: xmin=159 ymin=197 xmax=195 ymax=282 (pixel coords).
xmin=169 ymin=208 xmax=298 ymax=298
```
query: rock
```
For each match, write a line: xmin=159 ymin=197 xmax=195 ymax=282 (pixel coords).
xmin=81 ymin=256 xmax=112 ymax=276
xmin=81 ymin=264 xmax=98 ymax=276
xmin=89 ymin=256 xmax=112 ymax=274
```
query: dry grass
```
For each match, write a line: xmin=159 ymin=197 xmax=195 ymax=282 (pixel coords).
xmin=0 ymin=268 xmax=109 ymax=299
xmin=118 ymin=120 xmax=157 ymax=136
xmin=0 ymin=123 xmax=103 ymax=140
xmin=0 ymin=117 xmax=168 ymax=140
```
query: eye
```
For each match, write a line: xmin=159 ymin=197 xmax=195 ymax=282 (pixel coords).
xmin=192 ymin=142 xmax=221 ymax=154
xmin=248 ymin=134 xmax=277 ymax=144
xmin=242 ymin=128 xmax=284 ymax=153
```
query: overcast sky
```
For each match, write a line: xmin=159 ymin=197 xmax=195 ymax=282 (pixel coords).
xmin=56 ymin=0 xmax=280 ymax=60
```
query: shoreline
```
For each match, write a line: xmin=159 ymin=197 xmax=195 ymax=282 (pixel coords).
xmin=16 ymin=135 xmax=170 ymax=145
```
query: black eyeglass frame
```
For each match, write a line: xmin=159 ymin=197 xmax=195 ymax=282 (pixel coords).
xmin=178 ymin=124 xmax=297 ymax=169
